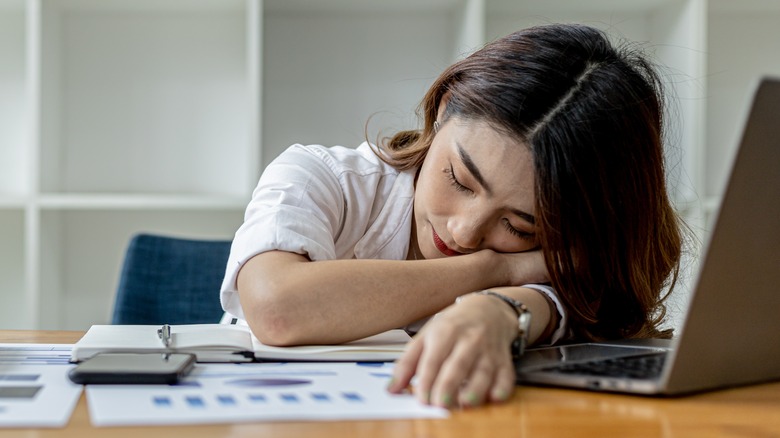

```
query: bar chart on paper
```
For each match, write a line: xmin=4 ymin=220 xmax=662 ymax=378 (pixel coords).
xmin=85 ymin=362 xmax=447 ymax=426
xmin=0 ymin=344 xmax=82 ymax=428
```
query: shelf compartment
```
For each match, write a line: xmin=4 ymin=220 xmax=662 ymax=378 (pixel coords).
xmin=38 ymin=0 xmax=255 ymax=197
xmin=0 ymin=0 xmax=28 ymax=197
xmin=261 ymin=0 xmax=464 ymax=165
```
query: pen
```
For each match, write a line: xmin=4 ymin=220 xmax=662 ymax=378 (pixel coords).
xmin=157 ymin=324 xmax=172 ymax=348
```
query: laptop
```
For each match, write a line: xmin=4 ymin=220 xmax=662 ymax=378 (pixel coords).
xmin=515 ymin=77 xmax=780 ymax=396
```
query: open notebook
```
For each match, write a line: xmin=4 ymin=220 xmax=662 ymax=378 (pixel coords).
xmin=71 ymin=324 xmax=410 ymax=363
xmin=516 ymin=77 xmax=780 ymax=396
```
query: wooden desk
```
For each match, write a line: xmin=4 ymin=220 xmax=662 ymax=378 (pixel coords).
xmin=2 ymin=330 xmax=780 ymax=438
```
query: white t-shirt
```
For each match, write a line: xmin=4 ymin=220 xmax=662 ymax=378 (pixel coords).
xmin=220 ymin=142 xmax=568 ymax=343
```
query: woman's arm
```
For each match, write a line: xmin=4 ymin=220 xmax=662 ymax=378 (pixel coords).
xmin=236 ymin=249 xmax=549 ymax=346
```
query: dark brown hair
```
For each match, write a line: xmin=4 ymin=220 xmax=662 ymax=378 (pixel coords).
xmin=379 ymin=24 xmax=683 ymax=341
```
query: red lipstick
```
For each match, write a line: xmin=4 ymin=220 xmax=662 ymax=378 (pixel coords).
xmin=432 ymin=228 xmax=462 ymax=257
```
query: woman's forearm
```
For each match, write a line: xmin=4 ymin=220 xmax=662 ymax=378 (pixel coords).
xmin=237 ymin=250 xmax=535 ymax=345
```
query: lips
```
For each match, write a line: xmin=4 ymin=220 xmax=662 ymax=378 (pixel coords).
xmin=432 ymin=228 xmax=462 ymax=257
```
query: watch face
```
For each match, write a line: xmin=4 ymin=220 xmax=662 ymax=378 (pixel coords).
xmin=519 ymin=311 xmax=532 ymax=333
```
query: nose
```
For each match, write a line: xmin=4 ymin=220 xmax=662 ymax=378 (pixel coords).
xmin=447 ymin=210 xmax=489 ymax=251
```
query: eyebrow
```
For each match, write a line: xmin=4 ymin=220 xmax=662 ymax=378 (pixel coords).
xmin=456 ymin=142 xmax=536 ymax=225
xmin=457 ymin=142 xmax=492 ymax=195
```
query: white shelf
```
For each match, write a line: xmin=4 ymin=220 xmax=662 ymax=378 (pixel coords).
xmin=51 ymin=0 xmax=246 ymax=12
xmin=0 ymin=0 xmax=773 ymax=329
xmin=0 ymin=196 xmax=27 ymax=209
xmin=264 ymin=0 xmax=462 ymax=14
xmin=36 ymin=193 xmax=248 ymax=210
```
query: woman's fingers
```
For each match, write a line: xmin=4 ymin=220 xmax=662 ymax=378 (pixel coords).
xmin=446 ymin=331 xmax=514 ymax=407
xmin=387 ymin=336 xmax=424 ymax=394
xmin=457 ymin=354 xmax=498 ymax=407
xmin=410 ymin=326 xmax=458 ymax=405
xmin=488 ymin=359 xmax=517 ymax=403
xmin=424 ymin=333 xmax=480 ymax=407
xmin=391 ymin=321 xmax=514 ymax=408
xmin=388 ymin=294 xmax=522 ymax=408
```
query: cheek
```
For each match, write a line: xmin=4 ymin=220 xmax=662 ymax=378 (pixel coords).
xmin=416 ymin=174 xmax=452 ymax=217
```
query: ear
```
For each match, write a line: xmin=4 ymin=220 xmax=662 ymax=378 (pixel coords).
xmin=436 ymin=91 xmax=451 ymax=123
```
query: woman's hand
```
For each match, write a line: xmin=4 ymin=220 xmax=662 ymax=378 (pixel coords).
xmin=501 ymin=249 xmax=550 ymax=286
xmin=387 ymin=293 xmax=519 ymax=408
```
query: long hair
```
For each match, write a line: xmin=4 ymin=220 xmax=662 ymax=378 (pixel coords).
xmin=379 ymin=24 xmax=683 ymax=340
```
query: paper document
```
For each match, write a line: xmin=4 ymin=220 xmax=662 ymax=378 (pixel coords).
xmin=85 ymin=362 xmax=447 ymax=426
xmin=0 ymin=345 xmax=82 ymax=428
xmin=0 ymin=343 xmax=73 ymax=365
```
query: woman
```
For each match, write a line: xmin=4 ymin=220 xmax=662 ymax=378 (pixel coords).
xmin=220 ymin=24 xmax=683 ymax=408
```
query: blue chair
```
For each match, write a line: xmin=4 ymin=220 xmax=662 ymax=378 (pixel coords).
xmin=111 ymin=233 xmax=232 ymax=325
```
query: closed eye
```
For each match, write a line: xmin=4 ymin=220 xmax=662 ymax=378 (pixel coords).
xmin=446 ymin=164 xmax=472 ymax=193
xmin=504 ymin=219 xmax=535 ymax=241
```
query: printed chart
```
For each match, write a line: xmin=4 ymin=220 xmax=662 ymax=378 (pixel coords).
xmin=0 ymin=344 xmax=82 ymax=428
xmin=86 ymin=362 xmax=447 ymax=426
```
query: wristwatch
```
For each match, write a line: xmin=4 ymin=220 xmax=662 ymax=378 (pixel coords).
xmin=456 ymin=290 xmax=532 ymax=359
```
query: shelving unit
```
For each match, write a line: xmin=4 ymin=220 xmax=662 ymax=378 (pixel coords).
xmin=4 ymin=0 xmax=257 ymax=330
xmin=1 ymin=0 xmax=776 ymax=330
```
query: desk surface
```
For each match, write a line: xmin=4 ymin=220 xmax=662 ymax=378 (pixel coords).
xmin=2 ymin=330 xmax=780 ymax=438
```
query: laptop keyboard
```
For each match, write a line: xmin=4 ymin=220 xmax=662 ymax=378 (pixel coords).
xmin=547 ymin=353 xmax=667 ymax=380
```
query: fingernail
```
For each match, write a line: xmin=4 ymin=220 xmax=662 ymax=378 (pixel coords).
xmin=464 ymin=391 xmax=479 ymax=406
xmin=439 ymin=393 xmax=453 ymax=408
xmin=493 ymin=388 xmax=510 ymax=402
xmin=385 ymin=377 xmax=395 ymax=389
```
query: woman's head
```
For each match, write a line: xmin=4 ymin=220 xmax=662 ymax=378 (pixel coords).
xmin=412 ymin=116 xmax=539 ymax=258
xmin=382 ymin=23 xmax=683 ymax=340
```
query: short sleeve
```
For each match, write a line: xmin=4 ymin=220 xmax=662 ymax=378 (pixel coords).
xmin=219 ymin=143 xmax=413 ymax=321
xmin=220 ymin=145 xmax=350 ymax=319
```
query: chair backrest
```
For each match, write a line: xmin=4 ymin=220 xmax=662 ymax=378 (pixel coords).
xmin=111 ymin=233 xmax=231 ymax=325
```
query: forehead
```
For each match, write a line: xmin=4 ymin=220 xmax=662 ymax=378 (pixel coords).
xmin=444 ymin=119 xmax=534 ymax=178
xmin=440 ymin=118 xmax=536 ymax=210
